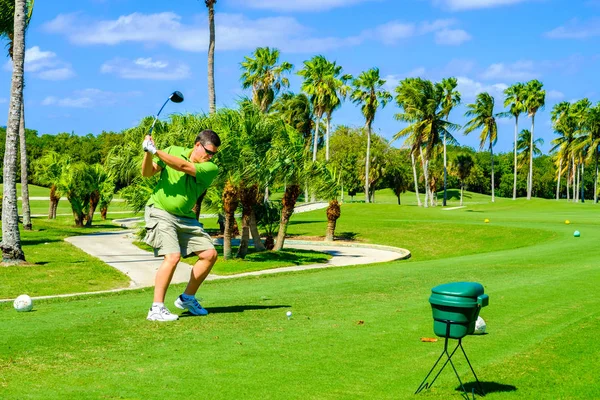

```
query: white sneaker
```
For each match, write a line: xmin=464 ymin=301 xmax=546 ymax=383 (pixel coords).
xmin=147 ymin=305 xmax=179 ymax=321
xmin=174 ymin=295 xmax=208 ymax=316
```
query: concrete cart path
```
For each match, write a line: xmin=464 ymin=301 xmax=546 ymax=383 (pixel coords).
xmin=65 ymin=231 xmax=410 ymax=289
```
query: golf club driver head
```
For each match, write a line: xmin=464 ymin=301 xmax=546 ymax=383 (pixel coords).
xmin=170 ymin=91 xmax=184 ymax=103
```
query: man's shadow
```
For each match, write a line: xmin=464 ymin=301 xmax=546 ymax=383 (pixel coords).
xmin=179 ymin=304 xmax=289 ymax=317
xmin=457 ymin=381 xmax=517 ymax=395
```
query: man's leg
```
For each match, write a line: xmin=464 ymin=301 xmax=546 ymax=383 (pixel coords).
xmin=184 ymin=249 xmax=218 ymax=296
xmin=153 ymin=252 xmax=181 ymax=302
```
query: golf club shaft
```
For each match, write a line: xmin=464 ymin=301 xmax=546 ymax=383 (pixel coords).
xmin=148 ymin=97 xmax=171 ymax=136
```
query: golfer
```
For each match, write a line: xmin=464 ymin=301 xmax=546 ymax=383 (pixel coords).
xmin=141 ymin=129 xmax=220 ymax=321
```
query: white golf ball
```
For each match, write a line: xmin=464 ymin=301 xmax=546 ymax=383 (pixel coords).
xmin=14 ymin=294 xmax=33 ymax=312
xmin=286 ymin=311 xmax=292 ymax=318
xmin=474 ymin=316 xmax=486 ymax=334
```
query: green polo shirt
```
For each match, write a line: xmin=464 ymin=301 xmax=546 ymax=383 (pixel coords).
xmin=147 ymin=146 xmax=218 ymax=218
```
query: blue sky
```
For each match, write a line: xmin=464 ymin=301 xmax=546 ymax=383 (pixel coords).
xmin=2 ymin=0 xmax=599 ymax=154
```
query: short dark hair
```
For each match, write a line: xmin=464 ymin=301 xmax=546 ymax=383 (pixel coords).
xmin=195 ymin=129 xmax=221 ymax=147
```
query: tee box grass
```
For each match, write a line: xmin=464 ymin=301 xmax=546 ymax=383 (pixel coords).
xmin=1 ymin=195 xmax=599 ymax=399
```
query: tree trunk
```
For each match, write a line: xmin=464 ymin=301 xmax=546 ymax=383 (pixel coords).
xmin=325 ymin=115 xmax=331 ymax=161
xmin=249 ymin=209 xmax=266 ymax=251
xmin=572 ymin=156 xmax=576 ymax=202
xmin=490 ymin=141 xmax=495 ymax=203
xmin=85 ymin=191 xmax=100 ymax=227
xmin=566 ymin=161 xmax=570 ymax=201
xmin=193 ymin=190 xmax=207 ymax=221
xmin=325 ymin=199 xmax=340 ymax=242
xmin=19 ymin=102 xmax=31 ymax=230
xmin=556 ymin=158 xmax=562 ymax=200
xmin=595 ymin=145 xmax=599 ymax=204
xmin=52 ymin=198 xmax=59 ymax=219
xmin=527 ymin=114 xmax=535 ymax=200
xmin=207 ymin=2 xmax=216 ymax=114
xmin=460 ymin=182 xmax=464 ymax=206
xmin=411 ymin=152 xmax=421 ymax=207
xmin=419 ymin=147 xmax=429 ymax=208
xmin=236 ymin=185 xmax=258 ymax=259
xmin=313 ymin=113 xmax=321 ymax=162
xmin=443 ymin=133 xmax=447 ymax=206
xmin=365 ymin=122 xmax=372 ymax=203
xmin=304 ymin=180 xmax=309 ymax=203
xmin=273 ymin=184 xmax=300 ymax=251
xmin=513 ymin=115 xmax=519 ymax=200
xmin=100 ymin=206 xmax=108 ymax=220
xmin=1 ymin=0 xmax=26 ymax=263
xmin=580 ymin=163 xmax=585 ymax=203
xmin=222 ymin=181 xmax=239 ymax=260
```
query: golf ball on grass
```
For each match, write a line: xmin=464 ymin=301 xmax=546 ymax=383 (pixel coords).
xmin=14 ymin=294 xmax=33 ymax=312
xmin=565 ymin=220 xmax=570 ymax=225
xmin=474 ymin=316 xmax=486 ymax=335
xmin=574 ymin=230 xmax=580 ymax=237
xmin=286 ymin=311 xmax=292 ymax=319
xmin=484 ymin=219 xmax=490 ymax=223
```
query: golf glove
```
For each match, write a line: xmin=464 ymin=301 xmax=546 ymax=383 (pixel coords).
xmin=143 ymin=138 xmax=157 ymax=154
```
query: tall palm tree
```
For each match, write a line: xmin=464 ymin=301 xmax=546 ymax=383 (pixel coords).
xmin=503 ymin=82 xmax=526 ymax=200
xmin=464 ymin=92 xmax=500 ymax=202
xmin=523 ymin=80 xmax=546 ymax=200
xmin=440 ymin=77 xmax=461 ymax=206
xmin=584 ymin=102 xmax=600 ymax=203
xmin=0 ymin=0 xmax=27 ymax=262
xmin=394 ymin=78 xmax=458 ymax=207
xmin=550 ymin=101 xmax=576 ymax=201
xmin=206 ymin=0 xmax=216 ymax=114
xmin=350 ymin=68 xmax=392 ymax=203
xmin=1 ymin=0 xmax=34 ymax=230
xmin=298 ymin=55 xmax=330 ymax=161
xmin=240 ymin=47 xmax=293 ymax=113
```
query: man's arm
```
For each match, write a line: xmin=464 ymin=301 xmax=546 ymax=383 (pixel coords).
xmin=142 ymin=135 xmax=195 ymax=177
xmin=141 ymin=151 xmax=161 ymax=177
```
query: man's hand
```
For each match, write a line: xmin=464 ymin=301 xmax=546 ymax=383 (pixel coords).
xmin=143 ymin=135 xmax=157 ymax=155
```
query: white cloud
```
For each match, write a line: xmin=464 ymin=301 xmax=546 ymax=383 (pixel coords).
xmin=367 ymin=19 xmax=470 ymax=46
xmin=457 ymin=76 xmax=508 ymax=100
xmin=435 ymin=29 xmax=472 ymax=45
xmin=3 ymin=46 xmax=75 ymax=80
xmin=41 ymin=88 xmax=142 ymax=108
xmin=383 ymin=69 xmax=426 ymax=91
xmin=480 ymin=61 xmax=538 ymax=80
xmin=545 ymin=18 xmax=600 ymax=39
xmin=44 ymin=12 xmax=470 ymax=53
xmin=232 ymin=0 xmax=378 ymax=12
xmin=547 ymin=90 xmax=565 ymax=100
xmin=434 ymin=0 xmax=529 ymax=11
xmin=101 ymin=57 xmax=191 ymax=80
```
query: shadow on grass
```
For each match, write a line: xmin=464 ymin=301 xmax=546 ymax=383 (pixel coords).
xmin=336 ymin=232 xmax=358 ymax=240
xmin=439 ymin=189 xmax=473 ymax=201
xmin=246 ymin=249 xmax=329 ymax=264
xmin=180 ymin=304 xmax=290 ymax=316
xmin=456 ymin=381 xmax=517 ymax=394
xmin=21 ymin=238 xmax=62 ymax=246
xmin=289 ymin=220 xmax=322 ymax=226
xmin=466 ymin=210 xmax=484 ymax=213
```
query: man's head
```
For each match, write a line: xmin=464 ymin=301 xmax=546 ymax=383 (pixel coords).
xmin=191 ymin=129 xmax=220 ymax=162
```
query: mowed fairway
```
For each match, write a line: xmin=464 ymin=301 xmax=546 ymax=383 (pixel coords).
xmin=1 ymin=196 xmax=599 ymax=399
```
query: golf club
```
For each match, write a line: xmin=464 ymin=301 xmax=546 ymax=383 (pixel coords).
xmin=148 ymin=91 xmax=184 ymax=136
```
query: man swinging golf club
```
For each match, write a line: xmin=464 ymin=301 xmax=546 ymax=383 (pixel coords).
xmin=141 ymin=95 xmax=221 ymax=321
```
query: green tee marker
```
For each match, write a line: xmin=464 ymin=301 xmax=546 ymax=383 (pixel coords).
xmin=574 ymin=230 xmax=580 ymax=237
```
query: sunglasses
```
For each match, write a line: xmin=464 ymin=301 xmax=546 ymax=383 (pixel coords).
xmin=199 ymin=143 xmax=218 ymax=156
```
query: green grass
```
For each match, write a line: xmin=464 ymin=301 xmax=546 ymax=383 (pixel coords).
xmin=135 ymin=241 xmax=332 ymax=275
xmin=1 ymin=196 xmax=599 ymax=399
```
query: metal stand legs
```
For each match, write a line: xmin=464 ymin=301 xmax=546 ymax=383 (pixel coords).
xmin=415 ymin=320 xmax=485 ymax=399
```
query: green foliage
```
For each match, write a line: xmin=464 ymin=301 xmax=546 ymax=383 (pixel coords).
xmin=253 ymin=200 xmax=281 ymax=237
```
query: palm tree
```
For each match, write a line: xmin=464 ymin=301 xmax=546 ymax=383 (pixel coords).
xmin=298 ymin=55 xmax=329 ymax=161
xmin=440 ymin=77 xmax=461 ymax=206
xmin=240 ymin=47 xmax=293 ymax=113
xmin=550 ymin=101 xmax=576 ymax=201
xmin=206 ymin=0 xmax=217 ymax=114
xmin=33 ymin=151 xmax=69 ymax=218
xmin=585 ymin=102 xmax=600 ymax=203
xmin=523 ymin=80 xmax=546 ymax=200
xmin=0 ymin=0 xmax=27 ymax=262
xmin=394 ymin=78 xmax=458 ymax=207
xmin=503 ymin=82 xmax=526 ymax=200
xmin=350 ymin=68 xmax=392 ymax=203
xmin=1 ymin=0 xmax=34 ymax=230
xmin=464 ymin=92 xmax=500 ymax=202
xmin=517 ymin=129 xmax=544 ymax=170
xmin=452 ymin=154 xmax=474 ymax=206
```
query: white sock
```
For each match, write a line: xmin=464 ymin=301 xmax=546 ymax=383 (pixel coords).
xmin=152 ymin=302 xmax=164 ymax=308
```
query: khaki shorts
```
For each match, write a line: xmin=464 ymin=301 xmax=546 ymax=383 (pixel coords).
xmin=144 ymin=205 xmax=215 ymax=257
